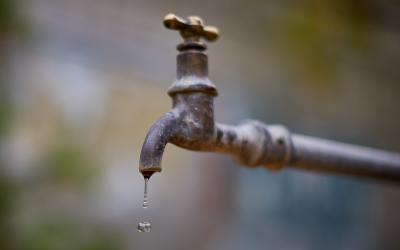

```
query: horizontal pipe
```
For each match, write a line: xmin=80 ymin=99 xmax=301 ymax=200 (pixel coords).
xmin=289 ymin=134 xmax=400 ymax=182
xmin=212 ymin=121 xmax=400 ymax=182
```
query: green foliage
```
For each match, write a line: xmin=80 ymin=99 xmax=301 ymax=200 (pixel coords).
xmin=0 ymin=0 xmax=21 ymax=35
xmin=19 ymin=219 xmax=121 ymax=250
xmin=277 ymin=0 xmax=374 ymax=86
xmin=0 ymin=89 xmax=12 ymax=135
xmin=0 ymin=174 xmax=17 ymax=250
xmin=43 ymin=141 xmax=99 ymax=189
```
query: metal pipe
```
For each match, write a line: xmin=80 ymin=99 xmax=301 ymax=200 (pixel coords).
xmin=212 ymin=122 xmax=400 ymax=182
xmin=289 ymin=134 xmax=400 ymax=182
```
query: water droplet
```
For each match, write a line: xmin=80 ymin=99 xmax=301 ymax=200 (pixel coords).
xmin=137 ymin=221 xmax=151 ymax=232
xmin=142 ymin=177 xmax=149 ymax=208
xmin=138 ymin=177 xmax=152 ymax=232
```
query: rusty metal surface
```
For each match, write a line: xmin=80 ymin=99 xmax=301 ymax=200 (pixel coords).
xmin=139 ymin=13 xmax=400 ymax=182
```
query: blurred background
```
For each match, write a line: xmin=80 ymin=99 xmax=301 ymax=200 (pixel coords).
xmin=1 ymin=0 xmax=400 ymax=249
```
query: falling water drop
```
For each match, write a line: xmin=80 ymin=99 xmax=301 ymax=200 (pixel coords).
xmin=138 ymin=177 xmax=151 ymax=232
xmin=137 ymin=221 xmax=151 ymax=232
xmin=142 ymin=177 xmax=149 ymax=208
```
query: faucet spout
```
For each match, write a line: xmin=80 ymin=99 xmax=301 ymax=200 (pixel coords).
xmin=139 ymin=112 xmax=177 ymax=178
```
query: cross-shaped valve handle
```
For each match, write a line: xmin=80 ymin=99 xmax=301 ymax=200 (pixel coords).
xmin=163 ymin=13 xmax=219 ymax=43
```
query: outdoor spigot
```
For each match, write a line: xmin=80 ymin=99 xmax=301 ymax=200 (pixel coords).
xmin=139 ymin=14 xmax=219 ymax=178
xmin=139 ymin=13 xmax=400 ymax=182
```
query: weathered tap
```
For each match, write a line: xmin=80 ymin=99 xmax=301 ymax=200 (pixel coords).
xmin=139 ymin=14 xmax=400 ymax=182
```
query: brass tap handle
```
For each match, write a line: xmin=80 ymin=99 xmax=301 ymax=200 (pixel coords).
xmin=163 ymin=13 xmax=219 ymax=42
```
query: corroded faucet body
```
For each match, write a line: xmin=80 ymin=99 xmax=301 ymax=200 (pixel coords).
xmin=139 ymin=30 xmax=291 ymax=178
xmin=139 ymin=40 xmax=218 ymax=177
xmin=140 ymin=14 xmax=400 ymax=182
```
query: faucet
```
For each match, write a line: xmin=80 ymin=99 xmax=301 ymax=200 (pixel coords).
xmin=139 ymin=14 xmax=400 ymax=182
